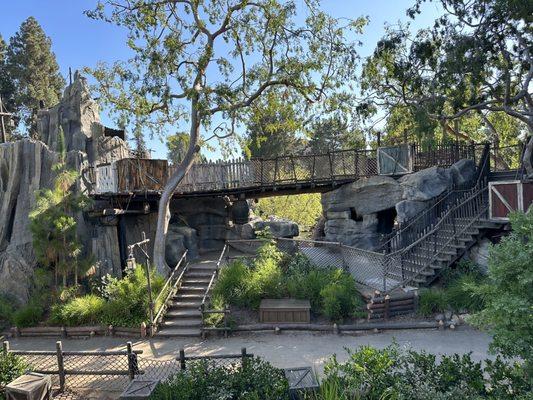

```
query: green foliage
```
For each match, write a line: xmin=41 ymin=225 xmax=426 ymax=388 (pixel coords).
xmin=151 ymin=357 xmax=289 ymax=400
xmin=12 ymin=303 xmax=44 ymax=329
xmin=49 ymin=295 xmax=106 ymax=326
xmin=255 ymin=194 xmax=323 ymax=230
xmin=212 ymin=260 xmax=250 ymax=308
xmin=307 ymin=114 xmax=366 ymax=154
xmin=0 ymin=352 xmax=28 ymax=398
xmin=30 ymin=163 xmax=91 ymax=289
xmin=50 ymin=264 xmax=164 ymax=328
xmin=212 ymin=245 xmax=363 ymax=321
xmin=469 ymin=211 xmax=533 ymax=371
xmin=0 ymin=295 xmax=15 ymax=327
xmin=4 ymin=16 xmax=65 ymax=137
xmin=320 ymin=269 xmax=361 ymax=321
xmin=418 ymin=288 xmax=447 ymax=316
xmin=319 ymin=345 xmax=532 ymax=400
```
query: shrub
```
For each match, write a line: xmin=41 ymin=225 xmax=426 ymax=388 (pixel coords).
xmin=49 ymin=295 xmax=105 ymax=326
xmin=469 ymin=211 xmax=533 ymax=370
xmin=151 ymin=357 xmax=289 ymax=400
xmin=0 ymin=296 xmax=15 ymax=327
xmin=0 ymin=352 xmax=28 ymax=399
xmin=320 ymin=345 xmax=532 ymax=400
xmin=12 ymin=303 xmax=44 ymax=328
xmin=444 ymin=273 xmax=485 ymax=313
xmin=418 ymin=288 xmax=447 ymax=316
xmin=286 ymin=268 xmax=331 ymax=312
xmin=212 ymin=260 xmax=250 ymax=307
xmin=49 ymin=264 xmax=164 ymax=328
xmin=320 ymin=269 xmax=361 ymax=321
xmin=247 ymin=255 xmax=284 ymax=308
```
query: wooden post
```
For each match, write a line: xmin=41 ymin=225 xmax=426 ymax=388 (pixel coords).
xmin=127 ymin=342 xmax=135 ymax=380
xmin=179 ymin=348 xmax=186 ymax=370
xmin=56 ymin=341 xmax=66 ymax=392
xmin=377 ymin=131 xmax=381 ymax=148
xmin=384 ymin=296 xmax=390 ymax=321
xmin=241 ymin=347 xmax=247 ymax=366
xmin=2 ymin=341 xmax=9 ymax=354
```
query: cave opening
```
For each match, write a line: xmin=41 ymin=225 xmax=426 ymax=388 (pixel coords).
xmin=376 ymin=207 xmax=397 ymax=234
xmin=350 ymin=207 xmax=363 ymax=221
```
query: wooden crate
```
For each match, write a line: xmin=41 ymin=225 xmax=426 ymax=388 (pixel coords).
xmin=259 ymin=299 xmax=310 ymax=324
xmin=489 ymin=180 xmax=533 ymax=221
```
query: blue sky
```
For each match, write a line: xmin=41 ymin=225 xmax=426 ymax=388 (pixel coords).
xmin=1 ymin=1 xmax=442 ymax=159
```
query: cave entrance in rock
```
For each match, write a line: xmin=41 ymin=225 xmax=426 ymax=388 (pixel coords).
xmin=376 ymin=207 xmax=397 ymax=234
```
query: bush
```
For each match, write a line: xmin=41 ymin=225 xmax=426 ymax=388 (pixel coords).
xmin=0 ymin=352 xmax=28 ymax=399
xmin=212 ymin=260 xmax=250 ymax=307
xmin=12 ymin=303 xmax=44 ymax=328
xmin=246 ymin=253 xmax=285 ymax=308
xmin=151 ymin=357 xmax=289 ymax=400
xmin=469 ymin=211 xmax=533 ymax=371
xmin=444 ymin=273 xmax=485 ymax=313
xmin=286 ymin=269 xmax=332 ymax=312
xmin=0 ymin=296 xmax=15 ymax=327
xmin=418 ymin=288 xmax=447 ymax=316
xmin=319 ymin=345 xmax=532 ymax=400
xmin=320 ymin=269 xmax=361 ymax=321
xmin=49 ymin=295 xmax=106 ymax=326
xmin=49 ymin=264 xmax=165 ymax=328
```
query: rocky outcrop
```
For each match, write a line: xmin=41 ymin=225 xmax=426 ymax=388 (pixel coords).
xmin=465 ymin=238 xmax=491 ymax=274
xmin=0 ymin=74 xmax=131 ymax=304
xmin=322 ymin=176 xmax=403 ymax=215
xmin=320 ymin=159 xmax=478 ymax=250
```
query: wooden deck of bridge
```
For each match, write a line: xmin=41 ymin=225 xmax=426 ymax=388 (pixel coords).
xmin=88 ymin=142 xmax=507 ymax=201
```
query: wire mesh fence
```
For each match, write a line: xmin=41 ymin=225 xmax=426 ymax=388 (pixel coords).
xmin=3 ymin=342 xmax=255 ymax=395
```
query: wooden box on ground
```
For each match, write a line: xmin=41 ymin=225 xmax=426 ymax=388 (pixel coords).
xmin=5 ymin=373 xmax=51 ymax=400
xmin=259 ymin=299 xmax=310 ymax=324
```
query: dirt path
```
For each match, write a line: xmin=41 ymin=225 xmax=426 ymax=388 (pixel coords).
xmin=7 ymin=325 xmax=493 ymax=371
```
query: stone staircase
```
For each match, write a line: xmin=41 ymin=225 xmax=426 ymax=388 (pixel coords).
xmin=157 ymin=259 xmax=218 ymax=338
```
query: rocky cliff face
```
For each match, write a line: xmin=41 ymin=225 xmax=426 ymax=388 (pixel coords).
xmin=320 ymin=159 xmax=477 ymax=250
xmin=0 ymin=74 xmax=131 ymax=304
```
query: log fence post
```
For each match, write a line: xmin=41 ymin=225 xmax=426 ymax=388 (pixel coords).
xmin=127 ymin=342 xmax=136 ymax=380
xmin=179 ymin=348 xmax=186 ymax=370
xmin=2 ymin=341 xmax=8 ymax=354
xmin=56 ymin=341 xmax=66 ymax=392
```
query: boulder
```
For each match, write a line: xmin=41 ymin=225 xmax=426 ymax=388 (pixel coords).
xmin=166 ymin=225 xmax=199 ymax=266
xmin=395 ymin=200 xmax=428 ymax=225
xmin=466 ymin=238 xmax=491 ymax=274
xmin=322 ymin=176 xmax=403 ymax=215
xmin=324 ymin=214 xmax=380 ymax=250
xmin=399 ymin=166 xmax=452 ymax=201
xmin=254 ymin=218 xmax=299 ymax=238
xmin=326 ymin=211 xmax=351 ymax=220
xmin=449 ymin=159 xmax=477 ymax=188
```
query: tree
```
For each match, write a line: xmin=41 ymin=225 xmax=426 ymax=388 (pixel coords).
xmin=29 ymin=129 xmax=91 ymax=288
xmin=87 ymin=0 xmax=366 ymax=274
xmin=0 ymin=34 xmax=16 ymax=141
xmin=470 ymin=211 xmax=533 ymax=374
xmin=167 ymin=132 xmax=206 ymax=165
xmin=361 ymin=0 xmax=533 ymax=176
xmin=308 ymin=114 xmax=366 ymax=153
xmin=6 ymin=17 xmax=65 ymax=137
xmin=243 ymin=90 xmax=305 ymax=159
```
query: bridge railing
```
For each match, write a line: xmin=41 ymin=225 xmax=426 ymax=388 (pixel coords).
xmin=92 ymin=141 xmax=482 ymax=195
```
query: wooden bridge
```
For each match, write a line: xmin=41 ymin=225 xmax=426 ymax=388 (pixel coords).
xmin=90 ymin=142 xmax=501 ymax=200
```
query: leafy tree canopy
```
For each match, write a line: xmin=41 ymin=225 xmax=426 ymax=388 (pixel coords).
xmin=361 ymin=0 xmax=532 ymax=175
xmin=307 ymin=114 xmax=366 ymax=153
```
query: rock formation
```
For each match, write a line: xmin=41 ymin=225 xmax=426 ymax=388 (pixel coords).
xmin=320 ymin=159 xmax=478 ymax=250
xmin=0 ymin=74 xmax=131 ymax=304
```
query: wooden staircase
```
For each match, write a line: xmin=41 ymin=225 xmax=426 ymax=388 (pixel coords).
xmin=384 ymin=185 xmax=506 ymax=289
xmin=157 ymin=259 xmax=218 ymax=338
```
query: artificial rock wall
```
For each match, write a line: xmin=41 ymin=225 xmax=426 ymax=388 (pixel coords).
xmin=321 ymin=159 xmax=478 ymax=250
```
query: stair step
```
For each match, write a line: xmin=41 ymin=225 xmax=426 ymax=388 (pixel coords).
xmin=169 ymin=301 xmax=202 ymax=309
xmin=163 ymin=319 xmax=202 ymax=328
xmin=180 ymin=286 xmax=208 ymax=292
xmin=182 ymin=278 xmax=212 ymax=284
xmin=165 ymin=309 xmax=202 ymax=318
xmin=174 ymin=294 xmax=204 ymax=301
xmin=157 ymin=328 xmax=201 ymax=338
xmin=186 ymin=272 xmax=214 ymax=278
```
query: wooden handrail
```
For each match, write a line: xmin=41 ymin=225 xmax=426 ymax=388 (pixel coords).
xmin=153 ymin=250 xmax=189 ymax=328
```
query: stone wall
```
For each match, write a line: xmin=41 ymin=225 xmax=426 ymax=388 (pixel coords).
xmin=320 ymin=159 xmax=477 ymax=250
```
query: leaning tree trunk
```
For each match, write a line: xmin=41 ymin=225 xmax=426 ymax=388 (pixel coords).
xmin=153 ymin=104 xmax=201 ymax=276
xmin=523 ymin=131 xmax=533 ymax=179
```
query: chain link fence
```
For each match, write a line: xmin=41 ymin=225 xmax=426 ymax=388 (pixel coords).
xmin=4 ymin=341 xmax=255 ymax=396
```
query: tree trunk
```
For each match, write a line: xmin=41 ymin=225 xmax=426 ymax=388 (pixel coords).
xmin=524 ymin=133 xmax=533 ymax=179
xmin=153 ymin=102 xmax=201 ymax=276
